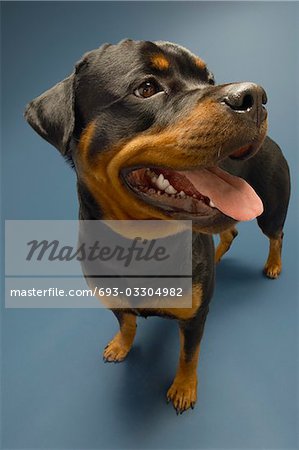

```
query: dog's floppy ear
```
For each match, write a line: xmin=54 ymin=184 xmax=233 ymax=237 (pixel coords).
xmin=24 ymin=74 xmax=75 ymax=155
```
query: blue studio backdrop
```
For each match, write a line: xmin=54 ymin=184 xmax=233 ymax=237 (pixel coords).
xmin=1 ymin=2 xmax=298 ymax=449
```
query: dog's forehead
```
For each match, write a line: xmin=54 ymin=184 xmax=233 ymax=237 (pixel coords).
xmin=78 ymin=39 xmax=207 ymax=82
xmin=153 ymin=41 xmax=206 ymax=69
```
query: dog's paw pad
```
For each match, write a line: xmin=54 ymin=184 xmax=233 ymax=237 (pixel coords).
xmin=166 ymin=380 xmax=197 ymax=414
xmin=263 ymin=263 xmax=281 ymax=279
xmin=102 ymin=339 xmax=129 ymax=362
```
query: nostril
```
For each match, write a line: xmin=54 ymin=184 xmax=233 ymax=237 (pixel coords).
xmin=240 ymin=94 xmax=254 ymax=111
xmin=224 ymin=92 xmax=255 ymax=112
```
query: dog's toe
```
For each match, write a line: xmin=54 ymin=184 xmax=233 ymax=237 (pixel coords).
xmin=263 ymin=263 xmax=282 ymax=279
xmin=102 ymin=338 xmax=130 ymax=362
xmin=166 ymin=379 xmax=197 ymax=414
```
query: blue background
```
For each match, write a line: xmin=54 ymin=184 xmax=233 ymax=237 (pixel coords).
xmin=1 ymin=1 xmax=298 ymax=449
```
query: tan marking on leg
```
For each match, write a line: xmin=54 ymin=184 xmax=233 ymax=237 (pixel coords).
xmin=103 ymin=314 xmax=137 ymax=362
xmin=264 ymin=235 xmax=283 ymax=279
xmin=167 ymin=329 xmax=200 ymax=413
xmin=215 ymin=226 xmax=238 ymax=263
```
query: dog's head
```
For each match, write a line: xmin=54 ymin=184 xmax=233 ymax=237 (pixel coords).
xmin=25 ymin=39 xmax=267 ymax=233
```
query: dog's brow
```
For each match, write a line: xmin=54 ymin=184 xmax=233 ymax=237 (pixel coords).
xmin=150 ymin=54 xmax=170 ymax=71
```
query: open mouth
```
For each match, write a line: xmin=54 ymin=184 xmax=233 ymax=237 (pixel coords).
xmin=122 ymin=154 xmax=263 ymax=222
xmin=124 ymin=167 xmax=213 ymax=216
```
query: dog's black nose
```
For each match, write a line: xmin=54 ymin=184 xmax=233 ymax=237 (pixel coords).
xmin=223 ymin=82 xmax=267 ymax=126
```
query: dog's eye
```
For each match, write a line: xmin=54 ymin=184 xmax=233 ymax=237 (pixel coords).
xmin=134 ymin=81 xmax=161 ymax=98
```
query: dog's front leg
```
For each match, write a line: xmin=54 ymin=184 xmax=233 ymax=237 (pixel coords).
xmin=103 ymin=311 xmax=137 ymax=362
xmin=167 ymin=306 xmax=209 ymax=414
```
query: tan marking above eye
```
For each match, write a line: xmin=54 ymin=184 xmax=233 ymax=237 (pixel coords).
xmin=194 ymin=57 xmax=206 ymax=71
xmin=150 ymin=54 xmax=170 ymax=70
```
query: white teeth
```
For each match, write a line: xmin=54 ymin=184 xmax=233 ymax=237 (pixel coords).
xmin=149 ymin=172 xmax=178 ymax=194
xmin=161 ymin=179 xmax=170 ymax=189
xmin=165 ymin=185 xmax=177 ymax=194
xmin=178 ymin=191 xmax=186 ymax=198
xmin=209 ymin=200 xmax=216 ymax=208
xmin=156 ymin=174 xmax=166 ymax=190
xmin=155 ymin=173 xmax=172 ymax=191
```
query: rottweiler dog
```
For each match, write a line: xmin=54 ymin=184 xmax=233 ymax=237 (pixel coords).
xmin=25 ymin=39 xmax=290 ymax=413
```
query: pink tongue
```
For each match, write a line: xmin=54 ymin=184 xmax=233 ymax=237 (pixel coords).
xmin=181 ymin=166 xmax=263 ymax=221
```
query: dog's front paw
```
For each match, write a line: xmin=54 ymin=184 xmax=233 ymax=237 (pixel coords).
xmin=166 ymin=377 xmax=197 ymax=414
xmin=103 ymin=334 xmax=131 ymax=362
xmin=263 ymin=262 xmax=282 ymax=279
